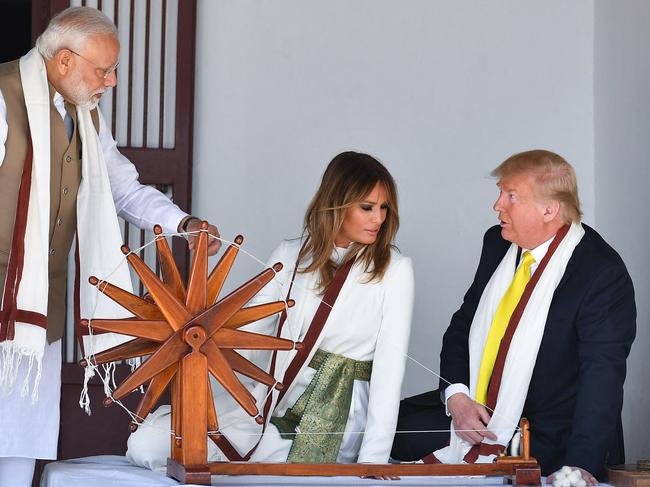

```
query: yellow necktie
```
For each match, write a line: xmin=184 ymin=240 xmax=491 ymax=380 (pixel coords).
xmin=475 ymin=251 xmax=535 ymax=405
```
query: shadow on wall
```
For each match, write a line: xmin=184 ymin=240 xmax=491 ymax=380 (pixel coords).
xmin=0 ymin=0 xmax=31 ymax=63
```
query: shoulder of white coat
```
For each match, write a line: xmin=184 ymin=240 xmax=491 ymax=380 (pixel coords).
xmin=386 ymin=248 xmax=413 ymax=275
xmin=370 ymin=249 xmax=413 ymax=289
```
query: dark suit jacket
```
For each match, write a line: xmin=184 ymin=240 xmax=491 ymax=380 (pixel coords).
xmin=439 ymin=224 xmax=636 ymax=479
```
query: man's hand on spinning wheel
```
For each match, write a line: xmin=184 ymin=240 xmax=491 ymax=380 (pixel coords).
xmin=184 ymin=218 xmax=221 ymax=255
xmin=447 ymin=392 xmax=497 ymax=444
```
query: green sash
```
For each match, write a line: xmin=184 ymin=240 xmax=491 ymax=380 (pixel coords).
xmin=270 ymin=348 xmax=372 ymax=463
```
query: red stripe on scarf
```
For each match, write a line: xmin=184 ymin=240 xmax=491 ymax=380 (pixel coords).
xmin=1 ymin=140 xmax=48 ymax=340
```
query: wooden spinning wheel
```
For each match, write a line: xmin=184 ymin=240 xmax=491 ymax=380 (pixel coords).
xmin=80 ymin=222 xmax=299 ymax=479
xmin=81 ymin=222 xmax=542 ymax=485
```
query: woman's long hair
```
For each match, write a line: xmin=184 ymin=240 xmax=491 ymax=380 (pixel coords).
xmin=298 ymin=151 xmax=399 ymax=290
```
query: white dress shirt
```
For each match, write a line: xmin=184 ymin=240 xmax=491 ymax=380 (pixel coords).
xmin=0 ymin=89 xmax=188 ymax=234
xmin=443 ymin=235 xmax=554 ymax=410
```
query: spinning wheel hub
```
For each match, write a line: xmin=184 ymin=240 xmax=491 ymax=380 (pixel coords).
xmin=184 ymin=326 xmax=206 ymax=349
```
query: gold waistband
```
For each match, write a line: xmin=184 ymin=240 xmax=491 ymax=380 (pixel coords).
xmin=308 ymin=348 xmax=372 ymax=381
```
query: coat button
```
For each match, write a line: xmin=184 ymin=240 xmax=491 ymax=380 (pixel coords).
xmin=63 ymin=188 xmax=69 ymax=195
xmin=66 ymin=155 xmax=72 ymax=163
xmin=56 ymin=218 xmax=62 ymax=226
xmin=49 ymin=248 xmax=55 ymax=255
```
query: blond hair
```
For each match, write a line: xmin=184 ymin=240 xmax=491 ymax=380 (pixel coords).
xmin=491 ymin=149 xmax=582 ymax=223
xmin=299 ymin=151 xmax=399 ymax=291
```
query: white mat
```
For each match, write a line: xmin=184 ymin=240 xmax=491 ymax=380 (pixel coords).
xmin=40 ymin=455 xmax=533 ymax=487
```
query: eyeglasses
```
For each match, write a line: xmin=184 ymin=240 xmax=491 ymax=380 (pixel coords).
xmin=67 ymin=48 xmax=118 ymax=80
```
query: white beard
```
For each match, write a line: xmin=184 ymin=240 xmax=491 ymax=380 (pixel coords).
xmin=62 ymin=69 xmax=104 ymax=110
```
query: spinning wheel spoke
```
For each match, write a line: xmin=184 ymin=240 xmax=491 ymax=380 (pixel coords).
xmin=197 ymin=264 xmax=283 ymax=338
xmin=153 ymin=225 xmax=186 ymax=301
xmin=202 ymin=339 xmax=259 ymax=418
xmin=130 ymin=363 xmax=178 ymax=431
xmin=80 ymin=337 xmax=159 ymax=367
xmin=224 ymin=300 xmax=294 ymax=329
xmin=222 ymin=349 xmax=281 ymax=389
xmin=186 ymin=222 xmax=209 ymax=314
xmin=122 ymin=245 xmax=192 ymax=330
xmin=171 ymin=370 xmax=182 ymax=459
xmin=207 ymin=235 xmax=243 ymax=305
xmin=84 ymin=318 xmax=172 ymax=342
xmin=109 ymin=334 xmax=189 ymax=402
xmin=214 ymin=328 xmax=298 ymax=351
xmin=207 ymin=380 xmax=219 ymax=435
xmin=89 ymin=277 xmax=163 ymax=319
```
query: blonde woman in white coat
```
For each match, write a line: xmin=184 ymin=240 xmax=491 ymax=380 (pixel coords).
xmin=127 ymin=151 xmax=414 ymax=472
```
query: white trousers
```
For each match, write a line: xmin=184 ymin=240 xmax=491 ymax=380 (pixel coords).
xmin=0 ymin=457 xmax=35 ymax=487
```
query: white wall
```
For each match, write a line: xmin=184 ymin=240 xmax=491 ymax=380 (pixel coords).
xmin=193 ymin=0 xmax=595 ymax=400
xmin=594 ymin=0 xmax=650 ymax=463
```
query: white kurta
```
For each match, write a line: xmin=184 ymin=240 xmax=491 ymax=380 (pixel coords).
xmin=0 ymin=340 xmax=61 ymax=459
xmin=0 ymin=89 xmax=189 ymax=459
xmin=127 ymin=239 xmax=414 ymax=470
xmin=0 ymin=89 xmax=188 ymax=234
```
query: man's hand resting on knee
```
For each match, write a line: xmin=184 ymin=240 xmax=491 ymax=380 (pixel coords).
xmin=447 ymin=393 xmax=497 ymax=444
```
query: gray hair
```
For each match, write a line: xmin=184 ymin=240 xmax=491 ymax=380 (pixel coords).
xmin=36 ymin=6 xmax=118 ymax=60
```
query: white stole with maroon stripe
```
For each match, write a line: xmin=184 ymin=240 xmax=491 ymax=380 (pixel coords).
xmin=0 ymin=48 xmax=133 ymax=401
xmin=435 ymin=222 xmax=584 ymax=464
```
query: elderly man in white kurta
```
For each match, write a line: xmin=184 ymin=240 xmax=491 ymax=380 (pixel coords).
xmin=0 ymin=7 xmax=218 ymax=486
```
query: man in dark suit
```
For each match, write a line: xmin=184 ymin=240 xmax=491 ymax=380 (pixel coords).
xmin=391 ymin=150 xmax=636 ymax=483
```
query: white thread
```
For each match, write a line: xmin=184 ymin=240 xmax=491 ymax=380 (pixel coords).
xmin=79 ymin=362 xmax=96 ymax=415
xmin=405 ymin=354 xmax=521 ymax=433
xmin=405 ymin=354 xmax=452 ymax=387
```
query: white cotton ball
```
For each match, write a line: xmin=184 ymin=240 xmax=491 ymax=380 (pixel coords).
xmin=561 ymin=466 xmax=573 ymax=476
xmin=561 ymin=477 xmax=571 ymax=487
xmin=555 ymin=472 xmax=566 ymax=482
xmin=553 ymin=480 xmax=563 ymax=487
xmin=576 ymin=479 xmax=587 ymax=487
xmin=569 ymin=470 xmax=582 ymax=484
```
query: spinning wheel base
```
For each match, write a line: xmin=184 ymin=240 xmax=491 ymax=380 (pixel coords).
xmin=167 ymin=458 xmax=211 ymax=484
xmin=165 ymin=457 xmax=541 ymax=485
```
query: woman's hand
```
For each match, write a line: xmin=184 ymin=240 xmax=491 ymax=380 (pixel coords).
xmin=361 ymin=475 xmax=401 ymax=481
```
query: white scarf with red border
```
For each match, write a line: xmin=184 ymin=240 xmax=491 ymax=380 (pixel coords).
xmin=0 ymin=48 xmax=133 ymax=400
xmin=435 ymin=222 xmax=585 ymax=463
